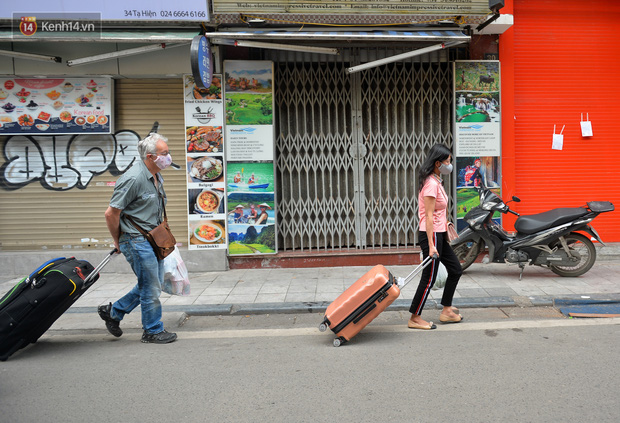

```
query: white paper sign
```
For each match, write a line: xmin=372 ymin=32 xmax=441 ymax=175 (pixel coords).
xmin=552 ymin=133 xmax=564 ymax=150
xmin=580 ymin=121 xmax=593 ymax=137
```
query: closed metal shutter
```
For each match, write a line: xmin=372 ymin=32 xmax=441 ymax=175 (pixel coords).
xmin=511 ymin=0 xmax=620 ymax=240
xmin=0 ymin=79 xmax=187 ymax=250
xmin=270 ymin=48 xmax=454 ymax=251
xmin=114 ymin=79 xmax=187 ymax=245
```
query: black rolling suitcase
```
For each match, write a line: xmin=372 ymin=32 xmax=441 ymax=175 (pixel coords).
xmin=0 ymin=249 xmax=116 ymax=361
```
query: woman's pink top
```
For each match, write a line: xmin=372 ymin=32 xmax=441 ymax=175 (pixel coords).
xmin=418 ymin=175 xmax=448 ymax=232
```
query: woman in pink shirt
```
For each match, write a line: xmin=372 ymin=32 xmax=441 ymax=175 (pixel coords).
xmin=408 ymin=144 xmax=463 ymax=330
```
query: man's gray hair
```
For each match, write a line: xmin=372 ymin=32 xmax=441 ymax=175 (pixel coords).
xmin=137 ymin=133 xmax=168 ymax=160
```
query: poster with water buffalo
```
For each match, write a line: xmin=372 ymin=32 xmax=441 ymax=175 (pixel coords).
xmin=454 ymin=61 xmax=501 ymax=157
xmin=184 ymin=74 xmax=228 ymax=250
xmin=224 ymin=60 xmax=277 ymax=255
xmin=453 ymin=61 xmax=501 ymax=231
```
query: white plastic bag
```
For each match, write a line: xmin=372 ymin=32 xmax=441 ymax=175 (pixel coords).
xmin=162 ymin=247 xmax=191 ymax=296
xmin=431 ymin=262 xmax=448 ymax=291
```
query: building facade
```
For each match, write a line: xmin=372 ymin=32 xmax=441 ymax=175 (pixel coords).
xmin=1 ymin=1 xmax=615 ymax=271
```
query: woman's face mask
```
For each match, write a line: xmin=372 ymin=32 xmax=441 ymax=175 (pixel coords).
xmin=438 ymin=162 xmax=453 ymax=174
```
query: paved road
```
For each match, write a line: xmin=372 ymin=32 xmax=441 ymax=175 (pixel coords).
xmin=2 ymin=309 xmax=619 ymax=422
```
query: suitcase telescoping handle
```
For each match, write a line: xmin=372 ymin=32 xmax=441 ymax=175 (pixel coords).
xmin=83 ymin=248 xmax=118 ymax=285
xmin=396 ymin=254 xmax=438 ymax=288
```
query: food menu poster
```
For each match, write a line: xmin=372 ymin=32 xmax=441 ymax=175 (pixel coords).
xmin=0 ymin=78 xmax=112 ymax=135
xmin=183 ymin=74 xmax=227 ymax=250
xmin=224 ymin=60 xmax=277 ymax=256
xmin=453 ymin=60 xmax=502 ymax=232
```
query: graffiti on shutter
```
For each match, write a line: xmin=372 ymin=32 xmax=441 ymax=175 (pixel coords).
xmin=0 ymin=129 xmax=143 ymax=191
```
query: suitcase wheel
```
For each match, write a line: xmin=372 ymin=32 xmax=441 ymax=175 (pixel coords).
xmin=318 ymin=322 xmax=328 ymax=332
xmin=333 ymin=337 xmax=345 ymax=347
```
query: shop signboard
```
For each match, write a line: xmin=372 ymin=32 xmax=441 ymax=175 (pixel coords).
xmin=453 ymin=60 xmax=501 ymax=231
xmin=224 ymin=60 xmax=277 ymax=256
xmin=1 ymin=2 xmax=209 ymax=21
xmin=212 ymin=0 xmax=491 ymax=15
xmin=190 ymin=35 xmax=213 ymax=90
xmin=0 ymin=77 xmax=112 ymax=135
xmin=183 ymin=74 xmax=227 ymax=250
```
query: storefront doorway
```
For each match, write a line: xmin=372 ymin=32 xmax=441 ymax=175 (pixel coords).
xmin=272 ymin=48 xmax=454 ymax=252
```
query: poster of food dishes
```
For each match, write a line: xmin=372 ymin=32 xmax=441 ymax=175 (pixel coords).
xmin=184 ymin=74 xmax=227 ymax=249
xmin=453 ymin=61 xmax=502 ymax=232
xmin=224 ymin=61 xmax=277 ymax=255
xmin=0 ymin=77 xmax=112 ymax=135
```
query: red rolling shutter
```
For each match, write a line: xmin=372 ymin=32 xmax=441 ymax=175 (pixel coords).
xmin=509 ymin=0 xmax=620 ymax=240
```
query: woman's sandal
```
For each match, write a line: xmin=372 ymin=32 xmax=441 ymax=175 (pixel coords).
xmin=408 ymin=320 xmax=437 ymax=330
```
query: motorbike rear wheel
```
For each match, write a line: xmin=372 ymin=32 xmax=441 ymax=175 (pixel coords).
xmin=452 ymin=239 xmax=483 ymax=271
xmin=549 ymin=232 xmax=596 ymax=277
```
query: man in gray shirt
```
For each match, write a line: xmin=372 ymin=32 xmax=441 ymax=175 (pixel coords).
xmin=99 ymin=133 xmax=177 ymax=344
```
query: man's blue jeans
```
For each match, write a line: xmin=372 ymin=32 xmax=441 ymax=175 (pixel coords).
xmin=111 ymin=233 xmax=164 ymax=334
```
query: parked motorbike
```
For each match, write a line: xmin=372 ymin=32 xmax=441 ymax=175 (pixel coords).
xmin=451 ymin=183 xmax=614 ymax=279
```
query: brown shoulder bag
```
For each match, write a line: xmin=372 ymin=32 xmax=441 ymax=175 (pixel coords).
xmin=125 ymin=194 xmax=176 ymax=260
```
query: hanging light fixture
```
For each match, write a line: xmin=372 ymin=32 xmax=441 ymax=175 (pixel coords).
xmin=0 ymin=49 xmax=61 ymax=62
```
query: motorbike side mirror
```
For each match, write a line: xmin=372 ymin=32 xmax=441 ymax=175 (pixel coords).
xmin=512 ymin=196 xmax=521 ymax=203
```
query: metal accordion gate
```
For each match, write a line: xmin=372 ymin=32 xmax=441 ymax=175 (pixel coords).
xmin=272 ymin=48 xmax=454 ymax=252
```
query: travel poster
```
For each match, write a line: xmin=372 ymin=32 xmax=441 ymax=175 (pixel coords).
xmin=224 ymin=60 xmax=277 ymax=255
xmin=453 ymin=61 xmax=501 ymax=231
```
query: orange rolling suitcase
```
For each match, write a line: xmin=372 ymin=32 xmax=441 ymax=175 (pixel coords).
xmin=319 ymin=256 xmax=434 ymax=347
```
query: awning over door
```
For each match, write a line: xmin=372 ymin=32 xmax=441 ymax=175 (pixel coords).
xmin=0 ymin=30 xmax=198 ymax=43
xmin=205 ymin=29 xmax=469 ymax=43
xmin=0 ymin=28 xmax=469 ymax=43
xmin=207 ymin=28 xmax=470 ymax=69
xmin=0 ymin=30 xmax=196 ymax=66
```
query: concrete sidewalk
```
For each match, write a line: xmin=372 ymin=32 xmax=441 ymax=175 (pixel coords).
xmin=2 ymin=254 xmax=619 ymax=322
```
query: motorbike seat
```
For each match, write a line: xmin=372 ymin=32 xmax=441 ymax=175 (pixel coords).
xmin=514 ymin=207 xmax=588 ymax=235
